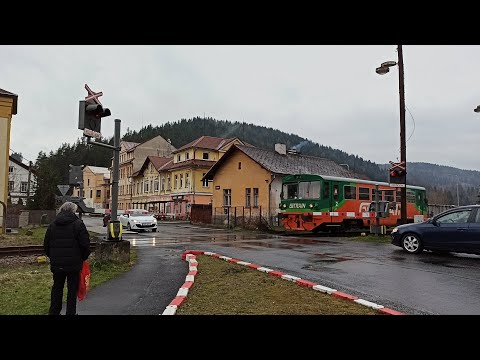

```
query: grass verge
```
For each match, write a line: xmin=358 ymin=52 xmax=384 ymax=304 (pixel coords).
xmin=0 ymin=250 xmax=137 ymax=315
xmin=176 ymin=255 xmax=379 ymax=315
xmin=0 ymin=227 xmax=102 ymax=247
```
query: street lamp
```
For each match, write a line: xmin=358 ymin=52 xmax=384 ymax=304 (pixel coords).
xmin=376 ymin=45 xmax=407 ymax=224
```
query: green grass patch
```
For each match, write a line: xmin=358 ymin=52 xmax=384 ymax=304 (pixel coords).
xmin=176 ymin=255 xmax=379 ymax=315
xmin=0 ymin=250 xmax=137 ymax=315
xmin=0 ymin=227 xmax=102 ymax=247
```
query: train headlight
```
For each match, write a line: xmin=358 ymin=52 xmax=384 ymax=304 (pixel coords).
xmin=309 ymin=204 xmax=313 ymax=208
xmin=282 ymin=204 xmax=287 ymax=209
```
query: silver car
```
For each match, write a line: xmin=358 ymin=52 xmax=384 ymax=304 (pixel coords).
xmin=119 ymin=212 xmax=158 ymax=232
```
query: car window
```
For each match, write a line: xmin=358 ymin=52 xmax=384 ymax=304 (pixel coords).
xmin=436 ymin=210 xmax=471 ymax=224
xmin=475 ymin=210 xmax=480 ymax=223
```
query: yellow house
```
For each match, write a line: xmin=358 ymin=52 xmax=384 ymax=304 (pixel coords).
xmin=131 ymin=156 xmax=173 ymax=215
xmin=203 ymin=143 xmax=353 ymax=225
xmin=169 ymin=136 xmax=245 ymax=219
xmin=81 ymin=166 xmax=111 ymax=213
xmin=0 ymin=89 xmax=18 ymax=232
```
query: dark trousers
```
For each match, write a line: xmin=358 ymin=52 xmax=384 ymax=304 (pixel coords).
xmin=49 ymin=270 xmax=80 ymax=315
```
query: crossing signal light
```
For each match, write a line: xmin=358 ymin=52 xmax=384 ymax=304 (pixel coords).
xmin=78 ymin=100 xmax=111 ymax=138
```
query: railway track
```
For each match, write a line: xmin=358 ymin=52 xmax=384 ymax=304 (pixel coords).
xmin=0 ymin=243 xmax=97 ymax=258
xmin=279 ymin=230 xmax=392 ymax=237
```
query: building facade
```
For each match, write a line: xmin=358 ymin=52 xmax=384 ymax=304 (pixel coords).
xmin=203 ymin=144 xmax=354 ymax=224
xmin=168 ymin=136 xmax=245 ymax=219
xmin=8 ymin=156 xmax=35 ymax=205
xmin=82 ymin=166 xmax=110 ymax=213
xmin=0 ymin=89 xmax=18 ymax=231
xmin=114 ymin=135 xmax=176 ymax=211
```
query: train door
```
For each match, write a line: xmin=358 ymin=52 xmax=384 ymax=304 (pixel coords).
xmin=323 ymin=180 xmax=342 ymax=212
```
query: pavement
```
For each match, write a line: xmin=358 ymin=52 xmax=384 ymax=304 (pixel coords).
xmin=78 ymin=222 xmax=404 ymax=315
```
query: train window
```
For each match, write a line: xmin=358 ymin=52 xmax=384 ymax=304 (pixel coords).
xmin=358 ymin=187 xmax=370 ymax=200
xmin=384 ymin=190 xmax=394 ymax=202
xmin=283 ymin=183 xmax=298 ymax=199
xmin=372 ymin=188 xmax=380 ymax=201
xmin=333 ymin=185 xmax=339 ymax=200
xmin=407 ymin=190 xmax=416 ymax=203
xmin=344 ymin=185 xmax=356 ymax=200
xmin=323 ymin=182 xmax=330 ymax=199
xmin=298 ymin=181 xmax=320 ymax=199
xmin=396 ymin=190 xmax=402 ymax=202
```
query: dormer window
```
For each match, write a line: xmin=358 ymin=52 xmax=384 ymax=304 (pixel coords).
xmin=186 ymin=152 xmax=190 ymax=160
xmin=177 ymin=154 xmax=181 ymax=162
xmin=203 ymin=152 xmax=209 ymax=160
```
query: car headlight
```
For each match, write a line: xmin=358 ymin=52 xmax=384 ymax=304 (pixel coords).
xmin=391 ymin=227 xmax=398 ymax=233
xmin=132 ymin=220 xmax=139 ymax=223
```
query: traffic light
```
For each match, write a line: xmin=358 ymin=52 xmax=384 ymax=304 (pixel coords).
xmin=389 ymin=168 xmax=406 ymax=187
xmin=78 ymin=100 xmax=111 ymax=138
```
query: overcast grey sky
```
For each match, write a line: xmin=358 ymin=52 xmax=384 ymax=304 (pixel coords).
xmin=2 ymin=45 xmax=480 ymax=171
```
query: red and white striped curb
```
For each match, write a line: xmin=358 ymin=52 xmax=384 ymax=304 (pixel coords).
xmin=161 ymin=250 xmax=404 ymax=315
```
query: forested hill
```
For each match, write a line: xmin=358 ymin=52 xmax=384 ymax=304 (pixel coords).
xmin=29 ymin=117 xmax=480 ymax=209
xmin=122 ymin=117 xmax=383 ymax=181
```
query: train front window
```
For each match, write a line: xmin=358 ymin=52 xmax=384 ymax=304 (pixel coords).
xmin=297 ymin=181 xmax=320 ymax=199
xmin=283 ymin=183 xmax=299 ymax=199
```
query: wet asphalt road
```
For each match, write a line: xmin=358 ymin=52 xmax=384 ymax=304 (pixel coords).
xmin=83 ymin=217 xmax=480 ymax=315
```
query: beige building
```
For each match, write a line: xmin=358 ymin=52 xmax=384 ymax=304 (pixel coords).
xmin=81 ymin=166 xmax=110 ymax=213
xmin=203 ymin=144 xmax=354 ymax=224
xmin=0 ymin=89 xmax=18 ymax=232
xmin=168 ymin=136 xmax=245 ymax=219
xmin=131 ymin=156 xmax=173 ymax=215
xmin=115 ymin=135 xmax=176 ymax=210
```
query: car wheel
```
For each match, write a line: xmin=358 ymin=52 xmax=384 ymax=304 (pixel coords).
xmin=401 ymin=233 xmax=423 ymax=254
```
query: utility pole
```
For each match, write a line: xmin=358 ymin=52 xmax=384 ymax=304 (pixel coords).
xmin=26 ymin=161 xmax=32 ymax=205
xmin=398 ymin=45 xmax=407 ymax=224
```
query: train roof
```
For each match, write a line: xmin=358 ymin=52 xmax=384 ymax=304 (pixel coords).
xmin=285 ymin=174 xmax=426 ymax=191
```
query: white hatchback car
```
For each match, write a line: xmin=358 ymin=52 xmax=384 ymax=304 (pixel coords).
xmin=119 ymin=210 xmax=158 ymax=232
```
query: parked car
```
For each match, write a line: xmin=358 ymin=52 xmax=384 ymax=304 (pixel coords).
xmin=391 ymin=205 xmax=480 ymax=255
xmin=119 ymin=209 xmax=157 ymax=232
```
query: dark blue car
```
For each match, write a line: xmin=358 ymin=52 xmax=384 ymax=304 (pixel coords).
xmin=391 ymin=205 xmax=480 ymax=255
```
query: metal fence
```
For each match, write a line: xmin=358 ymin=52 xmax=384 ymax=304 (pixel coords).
xmin=213 ymin=206 xmax=274 ymax=230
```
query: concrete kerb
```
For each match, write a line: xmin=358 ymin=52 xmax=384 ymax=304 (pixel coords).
xmin=161 ymin=249 xmax=405 ymax=315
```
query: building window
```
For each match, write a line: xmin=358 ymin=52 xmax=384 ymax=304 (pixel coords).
xmin=202 ymin=173 xmax=208 ymax=187
xmin=90 ymin=190 xmax=93 ymax=198
xmin=107 ymin=190 xmax=110 ymax=199
xmin=167 ymin=176 xmax=171 ymax=190
xmin=245 ymin=188 xmax=251 ymax=207
xmin=203 ymin=152 xmax=209 ymax=160
xmin=161 ymin=177 xmax=165 ymax=191
xmin=154 ymin=178 xmax=159 ymax=191
xmin=238 ymin=162 xmax=242 ymax=170
xmin=180 ymin=174 xmax=183 ymax=188
xmin=174 ymin=175 xmax=178 ymax=189
xmin=8 ymin=166 xmax=14 ymax=173
xmin=186 ymin=173 xmax=190 ymax=189
xmin=223 ymin=189 xmax=231 ymax=206
xmin=20 ymin=182 xmax=28 ymax=193
xmin=87 ymin=179 xmax=90 ymax=186
xmin=177 ymin=154 xmax=181 ymax=162
xmin=144 ymin=181 xmax=149 ymax=193
xmin=186 ymin=152 xmax=189 ymax=160
xmin=96 ymin=190 xmax=101 ymax=198
xmin=253 ymin=188 xmax=259 ymax=207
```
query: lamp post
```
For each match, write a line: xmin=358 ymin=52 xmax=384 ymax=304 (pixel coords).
xmin=376 ymin=45 xmax=407 ymax=224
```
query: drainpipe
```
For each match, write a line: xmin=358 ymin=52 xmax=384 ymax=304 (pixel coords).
xmin=0 ymin=200 xmax=6 ymax=234
xmin=267 ymin=174 xmax=276 ymax=226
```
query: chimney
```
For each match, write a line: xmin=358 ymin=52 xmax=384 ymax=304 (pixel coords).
xmin=275 ymin=143 xmax=287 ymax=155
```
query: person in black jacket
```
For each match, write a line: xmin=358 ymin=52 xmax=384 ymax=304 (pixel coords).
xmin=44 ymin=202 xmax=91 ymax=315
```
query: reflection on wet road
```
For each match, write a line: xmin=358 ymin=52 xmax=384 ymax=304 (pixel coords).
xmin=84 ymin=217 xmax=480 ymax=315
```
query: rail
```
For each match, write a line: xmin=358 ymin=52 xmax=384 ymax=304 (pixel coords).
xmin=0 ymin=243 xmax=97 ymax=258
